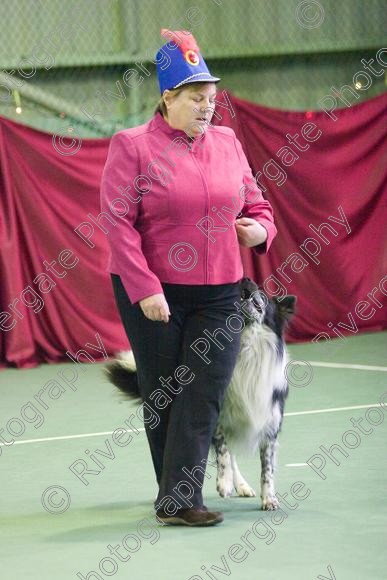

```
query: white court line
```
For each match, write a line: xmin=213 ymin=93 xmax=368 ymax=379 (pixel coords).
xmin=300 ymin=361 xmax=387 ymax=372
xmin=285 ymin=463 xmax=308 ymax=467
xmin=284 ymin=403 xmax=382 ymax=416
xmin=0 ymin=428 xmax=145 ymax=447
xmin=1 ymin=402 xmax=383 ymax=448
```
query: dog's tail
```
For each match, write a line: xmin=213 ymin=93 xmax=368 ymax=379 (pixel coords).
xmin=103 ymin=350 xmax=143 ymax=403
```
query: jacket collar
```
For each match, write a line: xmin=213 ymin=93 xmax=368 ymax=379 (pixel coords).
xmin=152 ymin=112 xmax=206 ymax=143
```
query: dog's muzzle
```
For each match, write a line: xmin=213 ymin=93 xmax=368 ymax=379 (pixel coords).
xmin=241 ymin=294 xmax=266 ymax=325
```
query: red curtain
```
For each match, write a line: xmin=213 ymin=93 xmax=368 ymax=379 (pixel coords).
xmin=213 ymin=91 xmax=387 ymax=343
xmin=1 ymin=92 xmax=386 ymax=368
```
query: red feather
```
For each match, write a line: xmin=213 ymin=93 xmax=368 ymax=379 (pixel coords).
xmin=160 ymin=29 xmax=200 ymax=54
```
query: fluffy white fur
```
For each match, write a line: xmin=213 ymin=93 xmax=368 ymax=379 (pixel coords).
xmin=218 ymin=323 xmax=287 ymax=454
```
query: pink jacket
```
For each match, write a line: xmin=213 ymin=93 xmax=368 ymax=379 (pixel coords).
xmin=100 ymin=112 xmax=277 ymax=304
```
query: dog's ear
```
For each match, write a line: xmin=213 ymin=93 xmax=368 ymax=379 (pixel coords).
xmin=273 ymin=296 xmax=296 ymax=320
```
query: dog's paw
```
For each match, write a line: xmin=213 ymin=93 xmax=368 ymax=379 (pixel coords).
xmin=261 ymin=495 xmax=279 ymax=510
xmin=216 ymin=477 xmax=234 ymax=498
xmin=235 ymin=482 xmax=256 ymax=497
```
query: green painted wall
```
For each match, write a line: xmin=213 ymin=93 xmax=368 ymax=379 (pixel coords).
xmin=0 ymin=0 xmax=385 ymax=136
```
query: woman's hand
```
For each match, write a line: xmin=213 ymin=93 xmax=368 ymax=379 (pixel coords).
xmin=235 ymin=218 xmax=268 ymax=248
xmin=139 ymin=293 xmax=171 ymax=323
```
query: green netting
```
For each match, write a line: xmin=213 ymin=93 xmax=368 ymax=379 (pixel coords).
xmin=0 ymin=0 xmax=385 ymax=137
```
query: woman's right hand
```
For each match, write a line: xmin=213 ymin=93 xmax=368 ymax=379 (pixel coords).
xmin=139 ymin=293 xmax=171 ymax=323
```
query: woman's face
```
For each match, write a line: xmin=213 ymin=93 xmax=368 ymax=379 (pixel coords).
xmin=163 ymin=83 xmax=217 ymax=138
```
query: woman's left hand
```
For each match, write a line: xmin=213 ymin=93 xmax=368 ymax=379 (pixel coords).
xmin=235 ymin=218 xmax=268 ymax=248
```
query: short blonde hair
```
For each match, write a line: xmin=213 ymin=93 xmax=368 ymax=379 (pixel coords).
xmin=154 ymin=86 xmax=185 ymax=117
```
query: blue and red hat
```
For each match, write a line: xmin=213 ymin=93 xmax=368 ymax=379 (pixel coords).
xmin=156 ymin=29 xmax=220 ymax=93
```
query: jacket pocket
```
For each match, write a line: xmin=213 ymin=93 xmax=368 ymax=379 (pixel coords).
xmin=142 ymin=238 xmax=202 ymax=281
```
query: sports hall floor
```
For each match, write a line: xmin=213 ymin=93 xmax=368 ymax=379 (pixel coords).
xmin=1 ymin=331 xmax=386 ymax=580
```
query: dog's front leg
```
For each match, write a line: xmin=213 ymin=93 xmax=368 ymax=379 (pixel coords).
xmin=213 ymin=428 xmax=234 ymax=498
xmin=259 ymin=438 xmax=279 ymax=510
xmin=230 ymin=455 xmax=256 ymax=497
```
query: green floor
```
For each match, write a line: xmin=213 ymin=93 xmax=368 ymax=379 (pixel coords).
xmin=1 ymin=332 xmax=386 ymax=580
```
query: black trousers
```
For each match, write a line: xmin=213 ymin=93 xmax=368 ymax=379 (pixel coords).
xmin=111 ymin=274 xmax=241 ymax=512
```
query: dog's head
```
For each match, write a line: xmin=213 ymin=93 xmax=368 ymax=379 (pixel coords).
xmin=239 ymin=278 xmax=267 ymax=324
xmin=239 ymin=277 xmax=296 ymax=336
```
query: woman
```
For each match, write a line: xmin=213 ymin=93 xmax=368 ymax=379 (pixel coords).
xmin=100 ymin=30 xmax=277 ymax=526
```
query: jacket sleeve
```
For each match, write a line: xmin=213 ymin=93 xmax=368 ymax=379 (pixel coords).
xmin=100 ymin=132 xmax=164 ymax=304
xmin=234 ymin=135 xmax=277 ymax=255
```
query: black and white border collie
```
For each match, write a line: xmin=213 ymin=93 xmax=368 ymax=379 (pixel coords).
xmin=104 ymin=277 xmax=296 ymax=511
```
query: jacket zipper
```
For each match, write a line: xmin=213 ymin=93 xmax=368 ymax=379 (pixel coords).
xmin=191 ymin=151 xmax=209 ymax=284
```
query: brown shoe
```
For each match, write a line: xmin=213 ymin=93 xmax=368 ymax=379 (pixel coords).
xmin=155 ymin=507 xmax=223 ymax=527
